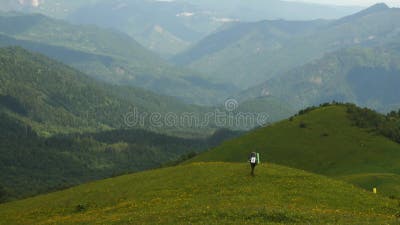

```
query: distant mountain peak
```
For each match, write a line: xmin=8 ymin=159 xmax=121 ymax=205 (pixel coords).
xmin=333 ymin=2 xmax=390 ymax=24
xmin=367 ymin=2 xmax=389 ymax=9
xmin=360 ymin=3 xmax=390 ymax=14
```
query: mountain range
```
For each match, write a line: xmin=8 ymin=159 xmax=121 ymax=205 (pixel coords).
xmin=1 ymin=2 xmax=400 ymax=222
xmin=239 ymin=45 xmax=400 ymax=112
xmin=174 ymin=3 xmax=399 ymax=89
xmin=0 ymin=46 xmax=246 ymax=200
xmin=181 ymin=0 xmax=361 ymax=21
xmin=3 ymin=3 xmax=397 ymax=113
xmin=171 ymin=3 xmax=400 ymax=112
xmin=0 ymin=11 xmax=237 ymax=105
xmin=2 ymin=0 xmax=361 ymax=57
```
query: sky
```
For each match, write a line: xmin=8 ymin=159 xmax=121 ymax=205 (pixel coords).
xmin=285 ymin=0 xmax=400 ymax=7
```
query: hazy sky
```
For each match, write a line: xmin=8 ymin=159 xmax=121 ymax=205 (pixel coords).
xmin=286 ymin=0 xmax=400 ymax=7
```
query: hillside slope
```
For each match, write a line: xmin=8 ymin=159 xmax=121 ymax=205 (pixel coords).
xmin=0 ymin=163 xmax=397 ymax=224
xmin=189 ymin=105 xmax=400 ymax=197
xmin=0 ymin=46 xmax=204 ymax=134
xmin=0 ymin=46 xmax=244 ymax=201
xmin=0 ymin=108 xmax=238 ymax=202
xmin=0 ymin=111 xmax=218 ymax=201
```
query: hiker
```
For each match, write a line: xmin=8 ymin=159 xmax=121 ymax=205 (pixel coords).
xmin=248 ymin=152 xmax=260 ymax=176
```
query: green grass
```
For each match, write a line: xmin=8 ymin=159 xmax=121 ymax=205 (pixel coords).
xmin=0 ymin=162 xmax=398 ymax=224
xmin=340 ymin=173 xmax=400 ymax=199
xmin=189 ymin=105 xmax=400 ymax=197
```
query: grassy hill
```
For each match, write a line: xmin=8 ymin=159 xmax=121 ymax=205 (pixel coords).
xmin=0 ymin=162 xmax=398 ymax=224
xmin=173 ymin=4 xmax=400 ymax=89
xmin=189 ymin=104 xmax=400 ymax=198
xmin=233 ymin=96 xmax=295 ymax=129
xmin=340 ymin=173 xmax=400 ymax=198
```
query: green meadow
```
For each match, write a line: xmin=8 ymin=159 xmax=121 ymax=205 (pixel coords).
xmin=2 ymin=105 xmax=400 ymax=224
xmin=0 ymin=163 xmax=398 ymax=224
xmin=189 ymin=105 xmax=400 ymax=197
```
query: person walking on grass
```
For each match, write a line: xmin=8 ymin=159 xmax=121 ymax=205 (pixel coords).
xmin=248 ymin=152 xmax=260 ymax=176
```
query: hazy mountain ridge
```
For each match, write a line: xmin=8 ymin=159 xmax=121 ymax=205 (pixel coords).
xmin=174 ymin=4 xmax=400 ymax=90
xmin=238 ymin=43 xmax=400 ymax=112
xmin=66 ymin=0 xmax=219 ymax=57
xmin=180 ymin=0 xmax=361 ymax=21
xmin=0 ymin=12 xmax=237 ymax=105
xmin=1 ymin=0 xmax=361 ymax=57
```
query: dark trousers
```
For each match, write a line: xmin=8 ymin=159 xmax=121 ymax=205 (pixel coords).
xmin=250 ymin=163 xmax=256 ymax=176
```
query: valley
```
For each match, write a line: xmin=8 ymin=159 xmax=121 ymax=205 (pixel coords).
xmin=0 ymin=1 xmax=400 ymax=224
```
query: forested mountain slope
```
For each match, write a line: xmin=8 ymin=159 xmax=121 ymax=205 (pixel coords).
xmin=0 ymin=12 xmax=236 ymax=105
